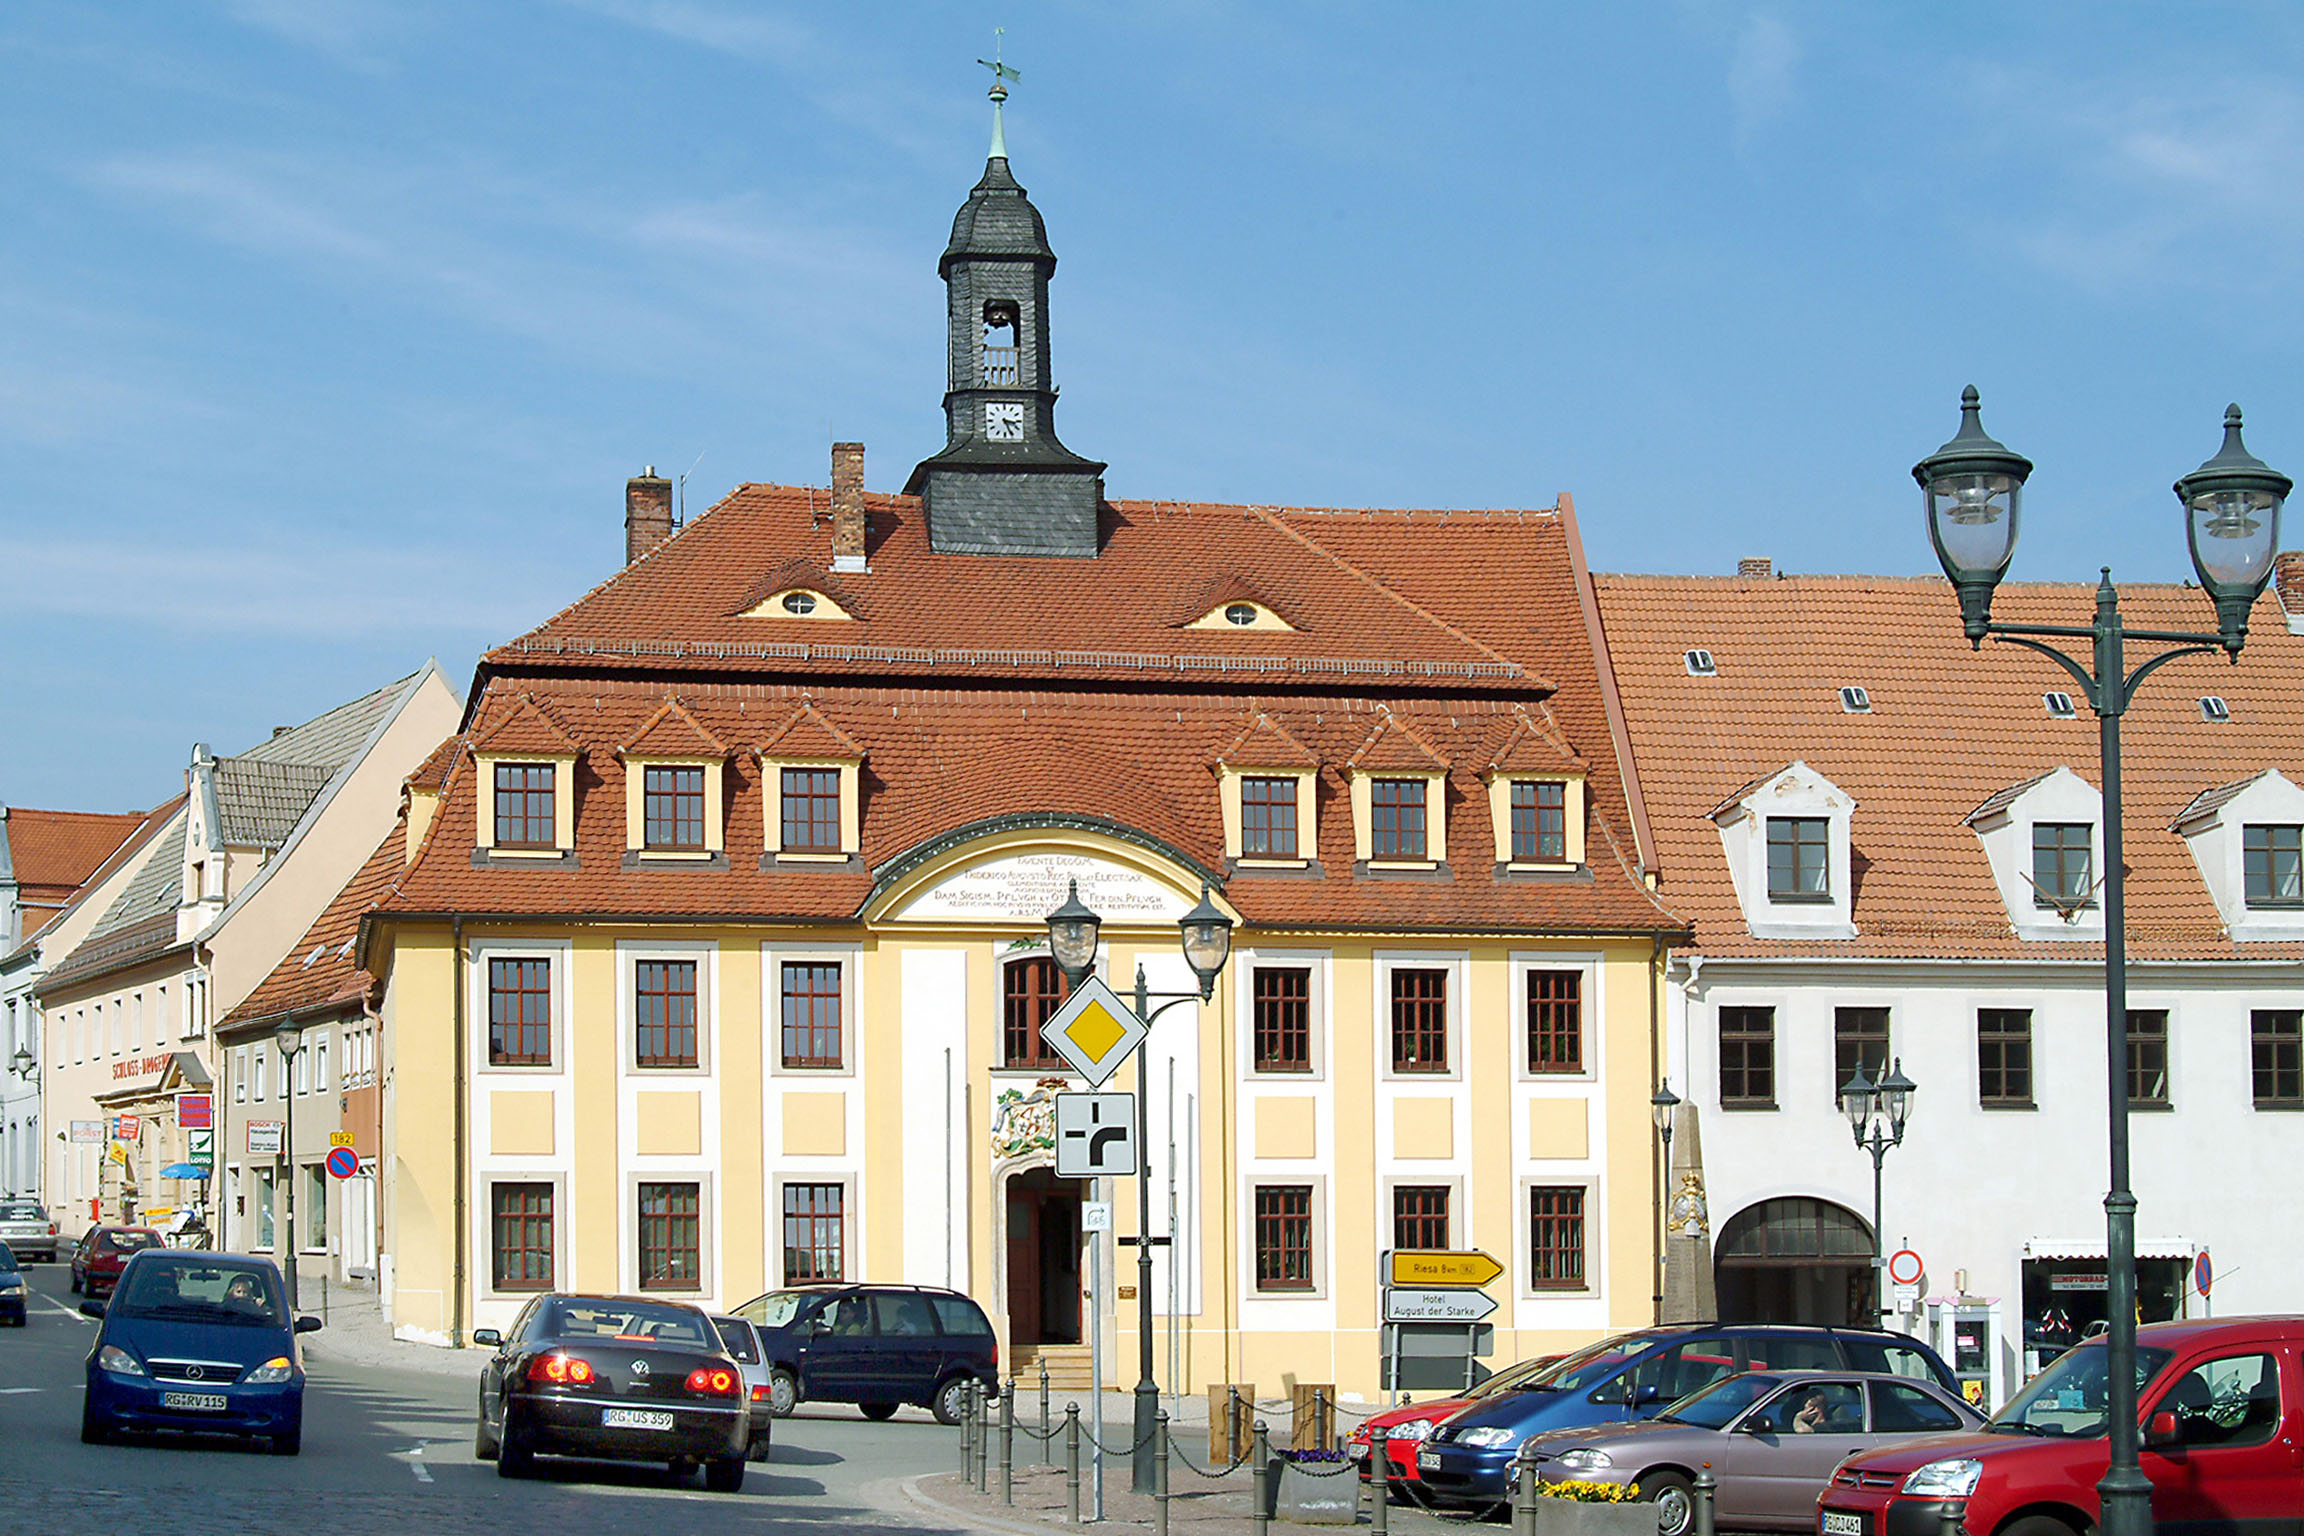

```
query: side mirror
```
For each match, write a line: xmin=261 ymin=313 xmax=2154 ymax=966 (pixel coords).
xmin=1632 ymin=1384 xmax=1663 ymax=1407
xmin=471 ymin=1328 xmax=503 ymax=1348
xmin=807 ymin=1317 xmax=831 ymax=1336
xmin=79 ymin=1300 xmax=106 ymax=1319
xmin=2145 ymin=1410 xmax=2181 ymax=1447
xmin=294 ymin=1316 xmax=323 ymax=1334
xmin=1740 ymin=1414 xmax=1776 ymax=1435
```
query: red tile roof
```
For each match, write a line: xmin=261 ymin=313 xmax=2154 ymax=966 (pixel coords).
xmin=1593 ymin=573 xmax=2304 ymax=961
xmin=1486 ymin=708 xmax=1588 ymax=775
xmin=754 ymin=700 xmax=865 ymax=761
xmin=406 ymin=735 xmax=462 ymax=792
xmin=1345 ymin=709 xmax=1450 ymax=772
xmin=617 ymin=696 xmax=729 ymax=758
xmin=5 ymin=807 xmax=149 ymax=908
xmin=222 ymin=818 xmax=407 ymax=1030
xmin=1210 ymin=711 xmax=1320 ymax=770
xmin=5 ymin=796 xmax=185 ymax=963
xmin=471 ymin=693 xmax=580 ymax=756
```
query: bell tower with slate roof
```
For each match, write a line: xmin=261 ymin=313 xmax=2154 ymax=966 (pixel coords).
xmin=905 ymin=52 xmax=1107 ymax=557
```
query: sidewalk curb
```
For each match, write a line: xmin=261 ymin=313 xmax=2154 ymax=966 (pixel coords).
xmin=893 ymin=1472 xmax=1085 ymax=1536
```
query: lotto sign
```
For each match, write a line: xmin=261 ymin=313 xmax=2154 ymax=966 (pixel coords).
xmin=325 ymin=1146 xmax=360 ymax=1180
xmin=186 ymin=1129 xmax=214 ymax=1170
xmin=175 ymin=1092 xmax=213 ymax=1131
xmin=1037 ymin=975 xmax=1146 ymax=1087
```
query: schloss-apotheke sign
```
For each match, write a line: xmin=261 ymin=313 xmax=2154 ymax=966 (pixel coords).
xmin=112 ymin=1053 xmax=174 ymax=1081
xmin=894 ymin=852 xmax=1191 ymax=924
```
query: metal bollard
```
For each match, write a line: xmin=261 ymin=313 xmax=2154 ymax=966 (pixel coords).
xmin=1313 ymin=1387 xmax=1327 ymax=1451
xmin=1694 ymin=1465 xmax=1718 ymax=1536
xmin=1227 ymin=1385 xmax=1243 ymax=1462
xmin=1250 ymin=1420 xmax=1271 ymax=1536
xmin=1001 ymin=1381 xmax=1016 ymax=1504
xmin=1154 ymin=1409 xmax=1171 ymax=1536
xmin=1511 ymin=1442 xmax=1539 ymax=1536
xmin=1040 ymin=1358 xmax=1053 ymax=1466
xmin=973 ymin=1381 xmax=989 ymax=1490
xmin=1066 ymin=1403 xmax=1082 ymax=1526
xmin=961 ymin=1378 xmax=975 ymax=1478
xmin=1369 ymin=1424 xmax=1390 ymax=1536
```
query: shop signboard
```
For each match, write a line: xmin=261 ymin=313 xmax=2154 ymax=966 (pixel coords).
xmin=70 ymin=1120 xmax=103 ymax=1143
xmin=247 ymin=1121 xmax=284 ymax=1156
xmin=2048 ymin=1272 xmax=2108 ymax=1292
xmin=176 ymin=1092 xmax=213 ymax=1131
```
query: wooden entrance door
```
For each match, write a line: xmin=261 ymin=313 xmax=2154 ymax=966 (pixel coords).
xmin=1005 ymin=1167 xmax=1082 ymax=1346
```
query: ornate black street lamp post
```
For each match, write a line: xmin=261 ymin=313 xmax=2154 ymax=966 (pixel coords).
xmin=1916 ymin=389 xmax=2289 ymax=1536
xmin=1836 ymin=1060 xmax=1914 ymax=1325
xmin=1649 ymin=1081 xmax=1679 ymax=1321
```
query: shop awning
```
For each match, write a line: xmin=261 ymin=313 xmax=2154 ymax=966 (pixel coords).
xmin=2023 ymin=1237 xmax=2193 ymax=1261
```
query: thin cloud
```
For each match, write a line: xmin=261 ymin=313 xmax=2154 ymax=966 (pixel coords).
xmin=1727 ymin=11 xmax=1801 ymax=148
xmin=554 ymin=0 xmax=815 ymax=64
xmin=209 ymin=0 xmax=415 ymax=71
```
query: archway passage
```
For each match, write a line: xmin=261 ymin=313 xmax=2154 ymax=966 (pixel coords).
xmin=1005 ymin=1166 xmax=1082 ymax=1346
xmin=1715 ymin=1197 xmax=1875 ymax=1326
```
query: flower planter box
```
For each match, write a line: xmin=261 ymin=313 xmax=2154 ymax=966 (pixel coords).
xmin=1270 ymin=1457 xmax=1360 ymax=1525
xmin=1534 ymin=1498 xmax=1661 ymax=1536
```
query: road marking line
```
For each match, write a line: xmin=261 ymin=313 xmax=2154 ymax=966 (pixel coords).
xmin=410 ymin=1462 xmax=434 ymax=1484
xmin=0 ymin=1387 xmax=42 ymax=1395
xmin=36 ymin=1296 xmax=93 ymax=1324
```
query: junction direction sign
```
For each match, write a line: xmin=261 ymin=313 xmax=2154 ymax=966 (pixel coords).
xmin=1384 ymin=1287 xmax=1499 ymax=1323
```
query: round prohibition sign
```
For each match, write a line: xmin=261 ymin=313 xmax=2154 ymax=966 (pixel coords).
xmin=1887 ymin=1248 xmax=1924 ymax=1286
xmin=325 ymin=1145 xmax=360 ymax=1180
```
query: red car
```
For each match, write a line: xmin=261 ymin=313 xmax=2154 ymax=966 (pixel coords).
xmin=1347 ymin=1356 xmax=1560 ymax=1487
xmin=1818 ymin=1316 xmax=2304 ymax=1536
xmin=68 ymin=1226 xmax=163 ymax=1298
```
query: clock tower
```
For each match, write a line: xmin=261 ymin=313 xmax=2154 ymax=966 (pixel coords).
xmin=905 ymin=67 xmax=1106 ymax=557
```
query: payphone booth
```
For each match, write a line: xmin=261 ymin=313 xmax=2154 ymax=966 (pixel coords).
xmin=1925 ymin=1296 xmax=2007 ymax=1412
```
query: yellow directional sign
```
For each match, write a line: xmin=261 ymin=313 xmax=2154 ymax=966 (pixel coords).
xmin=1039 ymin=975 xmax=1146 ymax=1088
xmin=329 ymin=1131 xmax=357 ymax=1148
xmin=1388 ymin=1249 xmax=1504 ymax=1288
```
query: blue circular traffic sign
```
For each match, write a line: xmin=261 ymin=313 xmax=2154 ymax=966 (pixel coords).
xmin=325 ymin=1146 xmax=359 ymax=1180
xmin=2195 ymin=1250 xmax=2213 ymax=1297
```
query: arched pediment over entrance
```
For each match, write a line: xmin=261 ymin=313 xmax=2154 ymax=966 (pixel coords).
xmin=863 ymin=815 xmax=1230 ymax=928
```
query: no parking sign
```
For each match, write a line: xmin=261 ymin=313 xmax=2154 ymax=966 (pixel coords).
xmin=325 ymin=1145 xmax=359 ymax=1180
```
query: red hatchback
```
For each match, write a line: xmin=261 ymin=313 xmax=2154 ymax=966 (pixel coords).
xmin=1817 ymin=1316 xmax=2304 ymax=1536
xmin=1346 ymin=1357 xmax=1561 ymax=1487
xmin=68 ymin=1226 xmax=163 ymax=1299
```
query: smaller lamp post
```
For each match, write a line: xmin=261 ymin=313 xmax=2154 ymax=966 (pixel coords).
xmin=274 ymin=1023 xmax=305 ymax=1310
xmin=1838 ymin=1059 xmax=1914 ymax=1326
xmin=1649 ymin=1081 xmax=1680 ymax=1321
xmin=8 ymin=1045 xmax=33 ymax=1080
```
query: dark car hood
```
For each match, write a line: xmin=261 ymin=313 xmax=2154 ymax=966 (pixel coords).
xmin=105 ymin=1315 xmax=295 ymax=1369
xmin=1442 ymin=1386 xmax=1597 ymax=1433
xmin=1838 ymin=1430 xmax=2024 ymax=1475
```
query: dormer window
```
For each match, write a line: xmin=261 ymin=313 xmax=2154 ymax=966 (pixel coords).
xmin=1371 ymin=778 xmax=1427 ymax=860
xmin=2031 ymin=822 xmax=2095 ymax=909
xmin=1766 ymin=816 xmax=1830 ymax=901
xmin=756 ymin=701 xmax=866 ymax=865
xmin=1685 ymin=649 xmax=1717 ymax=676
xmin=1511 ymin=781 xmax=1566 ymax=862
xmin=2245 ymin=825 xmax=2304 ymax=907
xmin=617 ymin=698 xmax=729 ymax=864
xmin=782 ymin=592 xmax=816 ymax=616
xmin=2201 ymin=696 xmax=2232 ymax=722
xmin=1965 ymin=767 xmax=2104 ymax=941
xmin=1712 ymin=762 xmax=1856 ymax=939
xmin=494 ymin=763 xmax=556 ymax=849
xmin=1839 ymin=686 xmax=1872 ymax=713
xmin=1241 ymin=776 xmax=1299 ymax=857
xmin=1224 ymin=603 xmax=1258 ymax=626
xmin=780 ymin=769 xmax=842 ymax=852
xmin=2044 ymin=692 xmax=2076 ymax=718
xmin=643 ymin=766 xmax=706 ymax=851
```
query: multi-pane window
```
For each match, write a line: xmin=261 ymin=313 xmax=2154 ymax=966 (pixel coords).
xmin=782 ymin=1183 xmax=844 ymax=1282
xmin=1003 ymin=958 xmax=1070 ymax=1070
xmin=635 ymin=960 xmax=699 ymax=1068
xmin=1977 ymin=1009 xmax=2034 ymax=1107
xmin=1252 ymin=966 xmax=1312 ymax=1073
xmin=1241 ymin=776 xmax=1300 ymax=858
xmin=1719 ymin=1007 xmax=1776 ymax=1108
xmin=2251 ymin=1010 xmax=2302 ymax=1107
xmin=2127 ymin=1010 xmax=2170 ymax=1108
xmin=1370 ymin=779 xmax=1428 ymax=860
xmin=780 ymin=962 xmax=842 ymax=1069
xmin=2245 ymin=825 xmax=2304 ymax=907
xmin=494 ymin=762 xmax=556 ymax=848
xmin=1511 ymin=781 xmax=1567 ymax=862
xmin=1393 ymin=1186 xmax=1450 ymax=1251
xmin=1253 ymin=1185 xmax=1314 ymax=1291
xmin=1834 ymin=1008 xmax=1890 ymax=1097
xmin=1766 ymin=817 xmax=1829 ymax=900
xmin=638 ymin=1182 xmax=700 ymax=1289
xmin=643 ymin=765 xmax=705 ymax=850
xmin=2032 ymin=822 xmax=2095 ymax=908
xmin=780 ymin=768 xmax=841 ymax=852
xmin=1390 ymin=968 xmax=1449 ymax=1073
xmin=488 ymin=958 xmax=552 ymax=1065
xmin=1529 ymin=1186 xmax=1587 ymax=1289
xmin=1527 ymin=970 xmax=1582 ymax=1074
xmin=491 ymin=1183 xmax=554 ymax=1291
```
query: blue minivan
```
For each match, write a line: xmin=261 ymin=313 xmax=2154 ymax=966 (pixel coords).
xmin=80 ymin=1250 xmax=321 ymax=1454
xmin=1413 ymin=1323 xmax=1956 ymax=1508
xmin=732 ymin=1283 xmax=998 ymax=1425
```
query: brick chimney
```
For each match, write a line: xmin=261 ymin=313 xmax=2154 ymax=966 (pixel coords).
xmin=2274 ymin=549 xmax=2304 ymax=624
xmin=830 ymin=442 xmax=867 ymax=573
xmin=1738 ymin=557 xmax=1773 ymax=580
xmin=625 ymin=467 xmax=673 ymax=564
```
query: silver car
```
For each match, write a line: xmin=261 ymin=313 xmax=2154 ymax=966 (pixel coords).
xmin=0 ymin=1201 xmax=56 ymax=1264
xmin=1519 ymin=1369 xmax=1985 ymax=1535
xmin=711 ymin=1314 xmax=775 ymax=1462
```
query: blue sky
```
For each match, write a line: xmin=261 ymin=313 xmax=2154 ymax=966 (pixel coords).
xmin=5 ymin=2 xmax=2302 ymax=811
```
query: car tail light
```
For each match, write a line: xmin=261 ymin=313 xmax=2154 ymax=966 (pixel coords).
xmin=527 ymin=1353 xmax=595 ymax=1386
xmin=750 ymin=1384 xmax=771 ymax=1402
xmin=686 ymin=1367 xmax=739 ymax=1396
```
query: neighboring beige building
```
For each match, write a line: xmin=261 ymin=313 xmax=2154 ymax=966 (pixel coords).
xmin=37 ymin=667 xmax=459 ymax=1288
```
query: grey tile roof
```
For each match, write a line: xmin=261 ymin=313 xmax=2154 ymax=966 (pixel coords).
xmin=66 ymin=812 xmax=186 ymax=953
xmin=237 ymin=672 xmax=420 ymax=769
xmin=2171 ymin=771 xmax=2270 ymax=829
xmin=214 ymin=759 xmax=334 ymax=849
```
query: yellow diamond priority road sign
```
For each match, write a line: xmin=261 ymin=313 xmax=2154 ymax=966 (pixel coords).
xmin=1039 ymin=975 xmax=1146 ymax=1087
xmin=1387 ymin=1249 xmax=1505 ymax=1289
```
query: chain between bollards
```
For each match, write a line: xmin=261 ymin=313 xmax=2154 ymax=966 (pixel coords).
xmin=1153 ymin=1409 xmax=1171 ymax=1536
xmin=1368 ymin=1424 xmax=1391 ymax=1536
xmin=1250 ymin=1420 xmax=1271 ymax=1536
xmin=1511 ymin=1440 xmax=1539 ymax=1536
xmin=1066 ymin=1402 xmax=1082 ymax=1526
xmin=1001 ymin=1379 xmax=1016 ymax=1505
xmin=1694 ymin=1465 xmax=1718 ymax=1536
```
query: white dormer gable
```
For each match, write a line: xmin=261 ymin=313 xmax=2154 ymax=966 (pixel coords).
xmin=1965 ymin=766 xmax=2103 ymax=942
xmin=2171 ymin=768 xmax=2304 ymax=942
xmin=1712 ymin=760 xmax=1857 ymax=940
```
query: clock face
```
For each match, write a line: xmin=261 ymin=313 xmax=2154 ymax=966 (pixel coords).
xmin=983 ymin=401 xmax=1026 ymax=442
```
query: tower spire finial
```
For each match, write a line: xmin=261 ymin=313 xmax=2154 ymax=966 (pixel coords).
xmin=976 ymin=29 xmax=1020 ymax=160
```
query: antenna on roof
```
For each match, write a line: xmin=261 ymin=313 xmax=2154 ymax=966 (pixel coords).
xmin=677 ymin=449 xmax=706 ymax=530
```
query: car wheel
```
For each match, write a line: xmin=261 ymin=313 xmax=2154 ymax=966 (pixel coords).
xmin=767 ymin=1367 xmax=799 ymax=1418
xmin=860 ymin=1402 xmax=899 ymax=1422
xmin=704 ymin=1453 xmax=746 ymax=1493
xmin=80 ymin=1404 xmax=114 ymax=1445
xmin=931 ymin=1376 xmax=974 ymax=1427
xmin=746 ymin=1426 xmax=772 ymax=1463
xmin=497 ymin=1411 xmax=534 ymax=1478
xmin=474 ymin=1396 xmax=501 ymax=1461
xmin=1643 ymin=1471 xmax=1696 ymax=1536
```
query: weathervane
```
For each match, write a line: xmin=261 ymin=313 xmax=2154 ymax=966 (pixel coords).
xmin=977 ymin=27 xmax=1020 ymax=159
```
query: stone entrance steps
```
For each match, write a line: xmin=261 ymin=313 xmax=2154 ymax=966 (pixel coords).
xmin=1010 ymin=1343 xmax=1096 ymax=1392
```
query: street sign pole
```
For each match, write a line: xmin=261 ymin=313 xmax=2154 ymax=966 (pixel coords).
xmin=1088 ymin=1174 xmax=1104 ymax=1522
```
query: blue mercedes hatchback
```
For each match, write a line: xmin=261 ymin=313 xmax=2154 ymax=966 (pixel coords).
xmin=81 ymin=1250 xmax=321 ymax=1454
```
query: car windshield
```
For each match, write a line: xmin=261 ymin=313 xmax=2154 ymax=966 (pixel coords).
xmin=1527 ymin=1333 xmax=1664 ymax=1394
xmin=1991 ymin=1341 xmax=2174 ymax=1438
xmin=548 ymin=1300 xmax=712 ymax=1348
xmin=111 ymin=1260 xmax=283 ymax=1326
xmin=0 ymin=1202 xmax=42 ymax=1221
xmin=711 ymin=1318 xmax=761 ymax=1363
xmin=1658 ymin=1372 xmax=1785 ymax=1429
xmin=104 ymin=1231 xmax=162 ymax=1253
xmin=1471 ymin=1357 xmax=1557 ymax=1400
xmin=0 ymin=1246 xmax=18 ymax=1272
xmin=738 ymin=1291 xmax=813 ymax=1330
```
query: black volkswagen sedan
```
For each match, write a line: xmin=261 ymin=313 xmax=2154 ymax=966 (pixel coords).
xmin=473 ymin=1294 xmax=749 ymax=1491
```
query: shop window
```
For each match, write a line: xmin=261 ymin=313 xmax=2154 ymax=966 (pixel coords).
xmin=1977 ymin=1009 xmax=2034 ymax=1108
xmin=1719 ymin=1007 xmax=1776 ymax=1108
xmin=2127 ymin=1010 xmax=2170 ymax=1108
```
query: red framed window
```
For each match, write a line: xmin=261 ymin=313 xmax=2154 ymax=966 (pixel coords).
xmin=783 ymin=1182 xmax=844 ymax=1282
xmin=1529 ymin=1186 xmax=1587 ymax=1289
xmin=1241 ymin=776 xmax=1299 ymax=858
xmin=1393 ymin=1185 xmax=1449 ymax=1251
xmin=780 ymin=768 xmax=841 ymax=852
xmin=638 ymin=1182 xmax=700 ymax=1289
xmin=490 ymin=1182 xmax=553 ymax=1291
xmin=635 ymin=960 xmax=698 ymax=1068
xmin=1003 ymin=958 xmax=1070 ymax=1069
xmin=1252 ymin=966 xmax=1312 ymax=1072
xmin=780 ymin=962 xmax=842 ymax=1069
xmin=493 ymin=763 xmax=555 ymax=849
xmin=643 ymin=765 xmax=705 ymax=850
xmin=487 ymin=958 xmax=551 ymax=1066
xmin=1390 ymin=968 xmax=1448 ymax=1072
xmin=1527 ymin=969 xmax=1582 ymax=1073
xmin=1511 ymin=780 xmax=1567 ymax=862
xmin=1370 ymin=779 xmax=1427 ymax=860
xmin=1253 ymin=1185 xmax=1314 ymax=1291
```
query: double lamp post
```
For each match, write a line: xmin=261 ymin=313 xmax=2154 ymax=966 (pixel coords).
xmin=1915 ymin=388 xmax=2290 ymax=1536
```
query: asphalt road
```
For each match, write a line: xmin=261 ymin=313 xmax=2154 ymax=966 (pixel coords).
xmin=0 ymin=1262 xmax=971 ymax=1535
